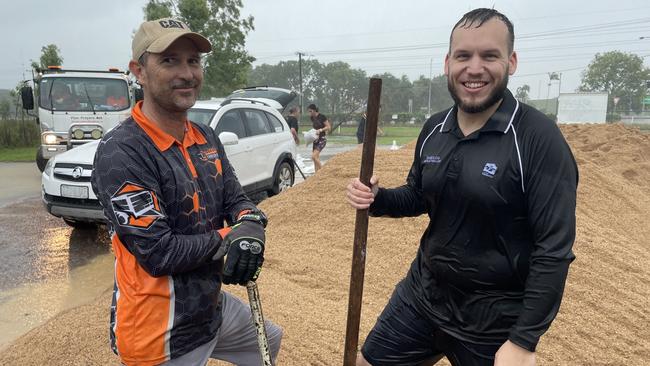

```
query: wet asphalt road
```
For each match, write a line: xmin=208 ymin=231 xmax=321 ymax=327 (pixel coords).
xmin=0 ymin=146 xmax=360 ymax=349
xmin=0 ymin=163 xmax=114 ymax=349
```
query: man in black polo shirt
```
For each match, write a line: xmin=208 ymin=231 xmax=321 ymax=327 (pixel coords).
xmin=346 ymin=8 xmax=578 ymax=366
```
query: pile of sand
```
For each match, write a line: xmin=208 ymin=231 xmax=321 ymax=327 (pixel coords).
xmin=0 ymin=123 xmax=648 ymax=365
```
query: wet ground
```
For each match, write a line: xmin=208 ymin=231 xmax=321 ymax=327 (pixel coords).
xmin=0 ymin=145 xmax=364 ymax=349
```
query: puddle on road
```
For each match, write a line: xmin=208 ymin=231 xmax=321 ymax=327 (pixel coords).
xmin=0 ymin=198 xmax=114 ymax=350
xmin=0 ymin=251 xmax=114 ymax=349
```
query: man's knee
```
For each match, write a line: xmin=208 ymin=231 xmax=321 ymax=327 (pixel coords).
xmin=357 ymin=352 xmax=372 ymax=366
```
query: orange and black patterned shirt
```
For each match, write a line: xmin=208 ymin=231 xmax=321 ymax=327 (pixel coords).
xmin=91 ymin=102 xmax=255 ymax=365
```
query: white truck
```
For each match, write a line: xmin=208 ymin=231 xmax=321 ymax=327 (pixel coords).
xmin=21 ymin=66 xmax=139 ymax=171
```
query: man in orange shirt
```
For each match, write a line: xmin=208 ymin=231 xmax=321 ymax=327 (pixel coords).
xmin=92 ymin=18 xmax=282 ymax=366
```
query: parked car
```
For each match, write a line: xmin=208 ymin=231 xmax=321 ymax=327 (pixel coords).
xmin=41 ymin=139 xmax=104 ymax=228
xmin=188 ymin=91 xmax=297 ymax=196
xmin=226 ymin=86 xmax=298 ymax=113
xmin=41 ymin=88 xmax=298 ymax=229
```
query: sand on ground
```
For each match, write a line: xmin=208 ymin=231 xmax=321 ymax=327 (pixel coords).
xmin=0 ymin=123 xmax=648 ymax=365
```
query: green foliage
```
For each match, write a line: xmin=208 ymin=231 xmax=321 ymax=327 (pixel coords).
xmin=144 ymin=0 xmax=173 ymax=20
xmin=0 ymin=147 xmax=37 ymax=162
xmin=143 ymin=0 xmax=255 ymax=97
xmin=31 ymin=44 xmax=64 ymax=69
xmin=248 ymin=59 xmax=453 ymax=121
xmin=248 ymin=61 xmax=301 ymax=90
xmin=315 ymin=61 xmax=367 ymax=114
xmin=0 ymin=119 xmax=40 ymax=148
xmin=326 ymin=125 xmax=421 ymax=146
xmin=0 ymin=99 xmax=10 ymax=120
xmin=515 ymin=84 xmax=531 ymax=102
xmin=606 ymin=113 xmax=621 ymax=122
xmin=579 ymin=51 xmax=650 ymax=113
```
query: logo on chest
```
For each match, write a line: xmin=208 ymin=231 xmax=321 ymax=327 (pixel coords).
xmin=423 ymin=155 xmax=442 ymax=164
xmin=482 ymin=163 xmax=498 ymax=178
xmin=198 ymin=147 xmax=219 ymax=162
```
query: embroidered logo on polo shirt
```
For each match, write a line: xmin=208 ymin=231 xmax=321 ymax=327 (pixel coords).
xmin=110 ymin=182 xmax=164 ymax=229
xmin=423 ymin=155 xmax=442 ymax=164
xmin=482 ymin=163 xmax=498 ymax=178
xmin=198 ymin=147 xmax=219 ymax=161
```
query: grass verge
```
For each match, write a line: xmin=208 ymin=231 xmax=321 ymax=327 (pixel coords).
xmin=327 ymin=125 xmax=422 ymax=146
xmin=0 ymin=147 xmax=36 ymax=162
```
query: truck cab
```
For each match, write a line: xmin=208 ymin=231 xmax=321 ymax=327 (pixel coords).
xmin=21 ymin=66 xmax=137 ymax=171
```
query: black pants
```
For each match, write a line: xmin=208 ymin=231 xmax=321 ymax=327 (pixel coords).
xmin=361 ymin=285 xmax=500 ymax=366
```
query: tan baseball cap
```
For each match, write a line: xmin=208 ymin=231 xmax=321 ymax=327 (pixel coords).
xmin=132 ymin=18 xmax=212 ymax=60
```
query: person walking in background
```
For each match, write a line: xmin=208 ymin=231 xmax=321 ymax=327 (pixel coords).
xmin=307 ymin=103 xmax=331 ymax=171
xmin=356 ymin=111 xmax=383 ymax=145
xmin=356 ymin=112 xmax=367 ymax=144
xmin=91 ymin=18 xmax=282 ymax=366
xmin=346 ymin=8 xmax=578 ymax=366
xmin=286 ymin=106 xmax=300 ymax=144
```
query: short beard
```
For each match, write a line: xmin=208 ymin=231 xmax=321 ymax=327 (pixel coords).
xmin=448 ymin=74 xmax=509 ymax=114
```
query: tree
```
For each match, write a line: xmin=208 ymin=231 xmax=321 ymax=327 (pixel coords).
xmin=247 ymin=59 xmax=453 ymax=123
xmin=0 ymin=99 xmax=10 ymax=120
xmin=248 ymin=58 xmax=368 ymax=118
xmin=248 ymin=61 xmax=299 ymax=91
xmin=515 ymin=84 xmax=530 ymax=102
xmin=143 ymin=0 xmax=255 ymax=97
xmin=579 ymin=51 xmax=650 ymax=113
xmin=144 ymin=0 xmax=173 ymax=19
xmin=31 ymin=44 xmax=64 ymax=70
xmin=313 ymin=61 xmax=367 ymax=115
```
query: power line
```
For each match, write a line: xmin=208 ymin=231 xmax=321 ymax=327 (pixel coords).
xmin=249 ymin=7 xmax=650 ymax=44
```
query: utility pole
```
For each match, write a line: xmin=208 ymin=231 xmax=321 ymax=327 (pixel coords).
xmin=556 ymin=73 xmax=562 ymax=118
xmin=296 ymin=52 xmax=305 ymax=115
xmin=427 ymin=58 xmax=433 ymax=117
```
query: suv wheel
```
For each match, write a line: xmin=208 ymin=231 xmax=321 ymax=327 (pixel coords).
xmin=267 ymin=161 xmax=294 ymax=196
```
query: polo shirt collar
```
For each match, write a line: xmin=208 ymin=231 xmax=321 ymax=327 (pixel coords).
xmin=440 ymin=88 xmax=519 ymax=134
xmin=131 ymin=101 xmax=207 ymax=151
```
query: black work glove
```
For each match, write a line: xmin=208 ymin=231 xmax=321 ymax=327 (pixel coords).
xmin=221 ymin=219 xmax=265 ymax=286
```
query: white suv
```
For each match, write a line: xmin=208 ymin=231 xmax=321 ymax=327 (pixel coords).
xmin=41 ymin=88 xmax=297 ymax=228
xmin=188 ymin=92 xmax=297 ymax=196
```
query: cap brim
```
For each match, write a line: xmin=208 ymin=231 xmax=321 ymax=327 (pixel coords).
xmin=147 ymin=32 xmax=212 ymax=54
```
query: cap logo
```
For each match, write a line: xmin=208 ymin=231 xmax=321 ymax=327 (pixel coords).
xmin=159 ymin=19 xmax=184 ymax=29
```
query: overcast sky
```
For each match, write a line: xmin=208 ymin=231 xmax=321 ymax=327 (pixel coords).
xmin=3 ymin=0 xmax=649 ymax=101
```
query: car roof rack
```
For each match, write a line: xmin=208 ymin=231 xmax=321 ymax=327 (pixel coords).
xmin=220 ymin=98 xmax=272 ymax=108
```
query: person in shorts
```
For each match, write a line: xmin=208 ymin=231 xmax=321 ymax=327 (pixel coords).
xmin=307 ymin=103 xmax=331 ymax=171
xmin=346 ymin=8 xmax=578 ymax=366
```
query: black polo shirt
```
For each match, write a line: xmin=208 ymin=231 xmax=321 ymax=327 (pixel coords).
xmin=370 ymin=89 xmax=578 ymax=352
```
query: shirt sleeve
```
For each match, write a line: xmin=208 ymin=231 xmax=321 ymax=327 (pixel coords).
xmin=508 ymin=120 xmax=579 ymax=351
xmin=369 ymin=122 xmax=431 ymax=218
xmin=91 ymin=138 xmax=226 ymax=277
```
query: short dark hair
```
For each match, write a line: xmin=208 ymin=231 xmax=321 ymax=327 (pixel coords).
xmin=450 ymin=8 xmax=514 ymax=54
xmin=307 ymin=104 xmax=318 ymax=112
xmin=288 ymin=106 xmax=299 ymax=114
xmin=138 ymin=52 xmax=149 ymax=66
